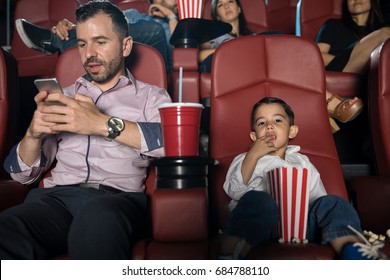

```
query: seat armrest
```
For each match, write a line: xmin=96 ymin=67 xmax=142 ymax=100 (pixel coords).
xmin=349 ymin=176 xmax=390 ymax=234
xmin=173 ymin=48 xmax=199 ymax=71
xmin=0 ymin=180 xmax=32 ymax=211
xmin=151 ymin=188 xmax=208 ymax=241
xmin=326 ymin=71 xmax=367 ymax=99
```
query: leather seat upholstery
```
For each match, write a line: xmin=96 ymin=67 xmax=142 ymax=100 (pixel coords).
xmin=348 ymin=40 xmax=390 ymax=256
xmin=208 ymin=34 xmax=348 ymax=259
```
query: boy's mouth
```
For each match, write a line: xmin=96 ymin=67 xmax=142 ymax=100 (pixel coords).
xmin=266 ymin=133 xmax=276 ymax=140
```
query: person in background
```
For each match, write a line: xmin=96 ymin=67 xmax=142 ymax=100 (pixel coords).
xmin=316 ymin=0 xmax=390 ymax=131
xmin=200 ymin=0 xmax=362 ymax=133
xmin=220 ymin=97 xmax=387 ymax=260
xmin=380 ymin=0 xmax=390 ymax=23
xmin=0 ymin=1 xmax=171 ymax=259
xmin=198 ymin=0 xmax=254 ymax=72
xmin=15 ymin=0 xmax=178 ymax=71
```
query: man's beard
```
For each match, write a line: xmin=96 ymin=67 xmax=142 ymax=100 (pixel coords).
xmin=83 ymin=55 xmax=123 ymax=84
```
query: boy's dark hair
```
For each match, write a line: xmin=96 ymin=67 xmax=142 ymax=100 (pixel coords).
xmin=76 ymin=0 xmax=129 ymax=40
xmin=251 ymin=97 xmax=295 ymax=130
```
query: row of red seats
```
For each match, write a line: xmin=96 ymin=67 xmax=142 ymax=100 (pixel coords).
xmin=1 ymin=34 xmax=389 ymax=259
xmin=9 ymin=0 xmax=356 ymax=104
xmin=8 ymin=0 xmax=308 ymax=78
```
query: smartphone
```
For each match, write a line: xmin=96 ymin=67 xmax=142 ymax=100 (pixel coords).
xmin=34 ymin=78 xmax=63 ymax=94
xmin=34 ymin=78 xmax=64 ymax=106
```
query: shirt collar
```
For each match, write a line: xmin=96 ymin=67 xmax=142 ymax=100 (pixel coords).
xmin=74 ymin=68 xmax=139 ymax=94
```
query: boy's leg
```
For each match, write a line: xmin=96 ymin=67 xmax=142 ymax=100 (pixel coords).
xmin=68 ymin=192 xmax=147 ymax=260
xmin=306 ymin=194 xmax=361 ymax=244
xmin=223 ymin=190 xmax=279 ymax=247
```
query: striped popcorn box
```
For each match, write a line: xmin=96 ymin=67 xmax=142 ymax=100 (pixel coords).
xmin=267 ymin=166 xmax=310 ymax=243
xmin=177 ymin=0 xmax=204 ymax=20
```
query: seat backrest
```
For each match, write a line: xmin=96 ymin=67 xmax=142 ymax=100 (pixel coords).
xmin=55 ymin=42 xmax=167 ymax=90
xmin=202 ymin=0 xmax=268 ymax=34
xmin=368 ymin=39 xmax=390 ymax=176
xmin=267 ymin=0 xmax=299 ymax=34
xmin=209 ymin=34 xmax=347 ymax=228
xmin=297 ymin=0 xmax=342 ymax=41
xmin=116 ymin=0 xmax=150 ymax=13
xmin=0 ymin=47 xmax=19 ymax=179
xmin=11 ymin=0 xmax=80 ymax=77
xmin=42 ymin=42 xmax=167 ymax=189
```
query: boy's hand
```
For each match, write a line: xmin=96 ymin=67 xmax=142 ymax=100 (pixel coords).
xmin=248 ymin=135 xmax=278 ymax=159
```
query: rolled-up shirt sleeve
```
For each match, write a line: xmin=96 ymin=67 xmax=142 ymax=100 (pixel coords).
xmin=137 ymin=122 xmax=163 ymax=151
xmin=137 ymin=85 xmax=171 ymax=157
xmin=3 ymin=135 xmax=57 ymax=185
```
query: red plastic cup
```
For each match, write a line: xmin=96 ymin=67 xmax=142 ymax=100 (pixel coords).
xmin=158 ymin=102 xmax=203 ymax=156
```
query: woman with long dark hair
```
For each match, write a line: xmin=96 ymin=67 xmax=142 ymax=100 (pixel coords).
xmin=316 ymin=0 xmax=390 ymax=129
xmin=198 ymin=0 xmax=254 ymax=71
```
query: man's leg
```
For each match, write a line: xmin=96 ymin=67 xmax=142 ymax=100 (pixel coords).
xmin=0 ymin=188 xmax=73 ymax=259
xmin=68 ymin=192 xmax=147 ymax=260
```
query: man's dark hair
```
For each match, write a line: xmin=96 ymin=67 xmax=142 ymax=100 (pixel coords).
xmin=76 ymin=0 xmax=129 ymax=40
xmin=251 ymin=97 xmax=295 ymax=130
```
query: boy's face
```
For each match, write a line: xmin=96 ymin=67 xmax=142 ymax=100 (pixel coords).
xmin=250 ymin=103 xmax=298 ymax=156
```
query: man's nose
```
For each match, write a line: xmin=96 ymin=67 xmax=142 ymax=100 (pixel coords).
xmin=85 ymin=44 xmax=97 ymax=59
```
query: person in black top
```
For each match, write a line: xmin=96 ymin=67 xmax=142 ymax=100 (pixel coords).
xmin=380 ymin=0 xmax=390 ymax=23
xmin=316 ymin=0 xmax=390 ymax=130
xmin=316 ymin=0 xmax=386 ymax=72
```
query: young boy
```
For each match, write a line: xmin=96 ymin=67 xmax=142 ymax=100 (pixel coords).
xmin=220 ymin=97 xmax=387 ymax=260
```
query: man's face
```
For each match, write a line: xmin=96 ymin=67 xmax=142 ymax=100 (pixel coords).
xmin=76 ymin=13 xmax=130 ymax=88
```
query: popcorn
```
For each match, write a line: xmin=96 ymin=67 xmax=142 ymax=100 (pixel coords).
xmin=363 ymin=228 xmax=390 ymax=244
xmin=267 ymin=167 xmax=310 ymax=243
xmin=177 ymin=0 xmax=204 ymax=20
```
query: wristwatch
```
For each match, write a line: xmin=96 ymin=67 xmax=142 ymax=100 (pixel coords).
xmin=106 ymin=117 xmax=125 ymax=141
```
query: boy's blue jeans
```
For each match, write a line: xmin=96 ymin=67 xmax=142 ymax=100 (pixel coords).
xmin=223 ymin=190 xmax=362 ymax=246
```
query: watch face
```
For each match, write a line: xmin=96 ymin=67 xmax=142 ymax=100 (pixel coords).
xmin=108 ymin=117 xmax=125 ymax=132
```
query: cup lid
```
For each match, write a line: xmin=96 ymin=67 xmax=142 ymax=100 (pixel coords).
xmin=158 ymin=102 xmax=204 ymax=109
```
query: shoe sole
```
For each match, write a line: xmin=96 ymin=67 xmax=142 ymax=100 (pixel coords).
xmin=15 ymin=19 xmax=54 ymax=55
xmin=338 ymin=104 xmax=364 ymax=123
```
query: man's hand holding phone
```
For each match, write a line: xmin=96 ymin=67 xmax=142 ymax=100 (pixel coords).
xmin=34 ymin=78 xmax=65 ymax=106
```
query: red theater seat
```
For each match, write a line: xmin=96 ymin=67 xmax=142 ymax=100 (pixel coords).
xmin=0 ymin=47 xmax=31 ymax=211
xmin=10 ymin=0 xmax=81 ymax=77
xmin=116 ymin=0 xmax=150 ymax=13
xmin=2 ymin=42 xmax=209 ymax=259
xmin=267 ymin=0 xmax=298 ymax=34
xmin=208 ymin=35 xmax=348 ymax=259
xmin=348 ymin=40 xmax=390 ymax=256
xmin=56 ymin=43 xmax=167 ymax=90
xmin=297 ymin=0 xmax=342 ymax=41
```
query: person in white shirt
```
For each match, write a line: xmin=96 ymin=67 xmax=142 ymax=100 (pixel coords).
xmin=0 ymin=1 xmax=171 ymax=260
xmin=220 ymin=97 xmax=387 ymax=260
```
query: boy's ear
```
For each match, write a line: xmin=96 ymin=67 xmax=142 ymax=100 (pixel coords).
xmin=250 ymin=131 xmax=257 ymax=142
xmin=289 ymin=125 xmax=299 ymax=139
